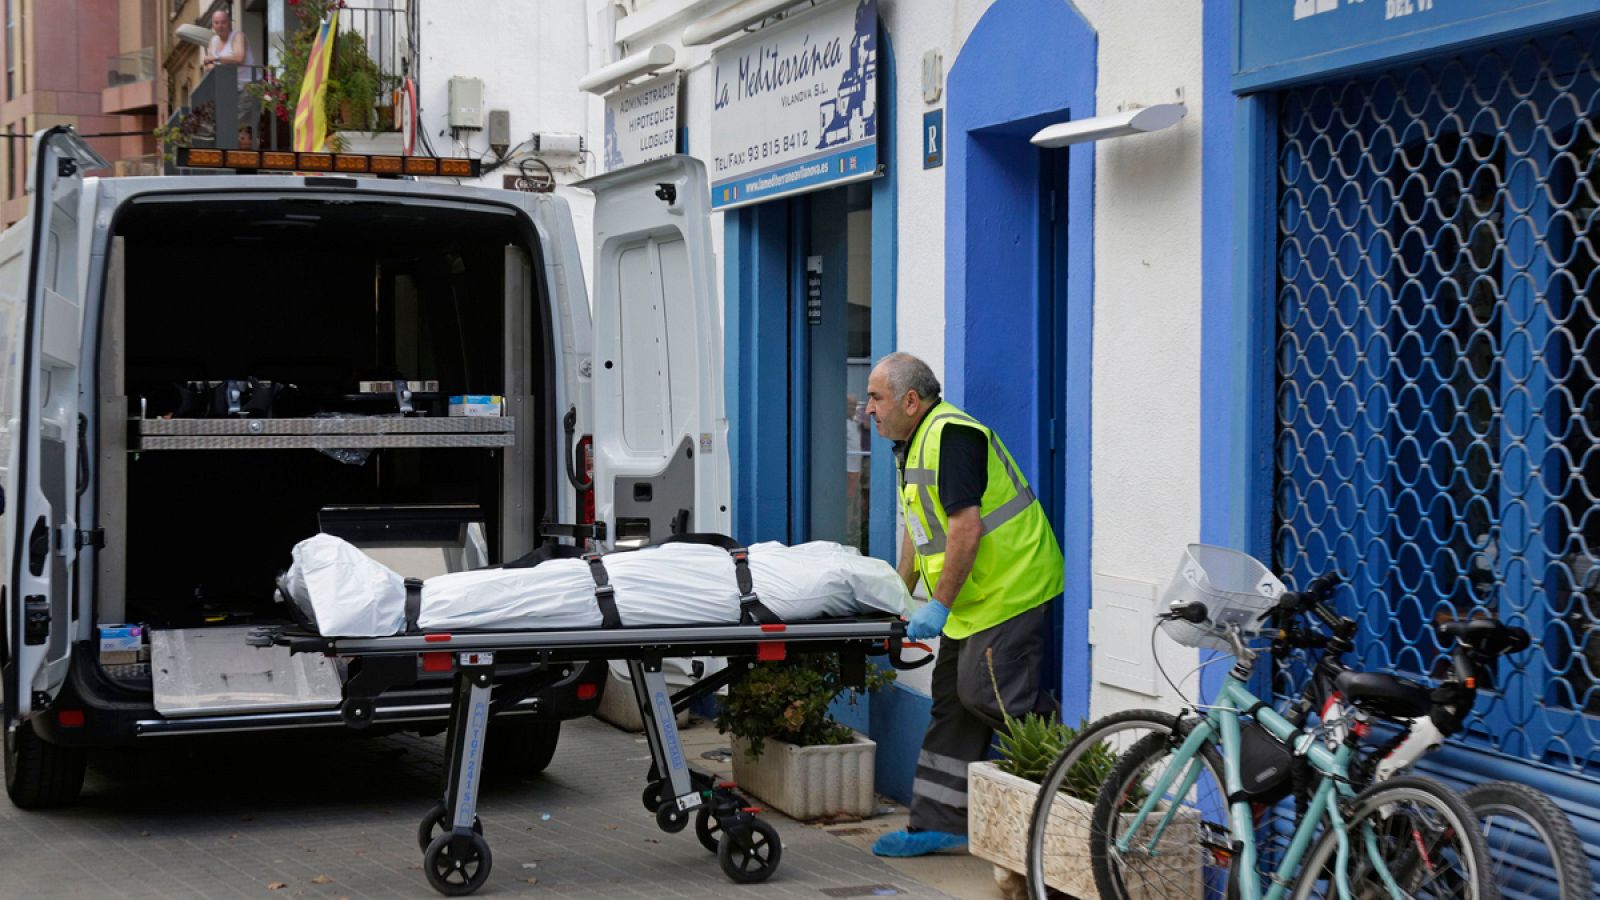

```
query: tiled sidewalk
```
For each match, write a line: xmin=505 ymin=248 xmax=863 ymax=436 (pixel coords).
xmin=1 ymin=716 xmax=979 ymax=899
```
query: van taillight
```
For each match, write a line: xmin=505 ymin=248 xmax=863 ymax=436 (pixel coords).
xmin=578 ymin=435 xmax=595 ymax=525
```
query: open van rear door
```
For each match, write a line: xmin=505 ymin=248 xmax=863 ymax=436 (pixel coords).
xmin=580 ymin=156 xmax=730 ymax=546
xmin=1 ymin=128 xmax=105 ymax=727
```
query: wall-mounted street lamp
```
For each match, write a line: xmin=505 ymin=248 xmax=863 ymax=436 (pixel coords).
xmin=578 ymin=44 xmax=676 ymax=95
xmin=1030 ymin=103 xmax=1186 ymax=148
xmin=175 ymin=23 xmax=213 ymax=48
xmin=682 ymin=0 xmax=805 ymax=47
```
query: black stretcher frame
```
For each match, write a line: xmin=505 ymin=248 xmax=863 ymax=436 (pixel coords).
xmin=255 ymin=615 xmax=930 ymax=895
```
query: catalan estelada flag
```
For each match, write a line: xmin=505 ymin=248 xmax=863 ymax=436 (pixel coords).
xmin=292 ymin=10 xmax=339 ymax=152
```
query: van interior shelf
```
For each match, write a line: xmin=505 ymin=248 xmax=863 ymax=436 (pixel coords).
xmin=130 ymin=416 xmax=516 ymax=451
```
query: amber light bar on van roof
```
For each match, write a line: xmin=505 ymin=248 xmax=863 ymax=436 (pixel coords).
xmin=177 ymin=148 xmax=480 ymax=178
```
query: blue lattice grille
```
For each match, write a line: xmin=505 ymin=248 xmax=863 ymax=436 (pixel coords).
xmin=1275 ymin=30 xmax=1600 ymax=777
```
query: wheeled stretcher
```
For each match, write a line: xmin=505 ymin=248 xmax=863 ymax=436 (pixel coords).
xmin=250 ymin=598 xmax=929 ymax=895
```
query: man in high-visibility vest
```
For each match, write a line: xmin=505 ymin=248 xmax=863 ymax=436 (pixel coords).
xmin=865 ymin=352 xmax=1064 ymax=857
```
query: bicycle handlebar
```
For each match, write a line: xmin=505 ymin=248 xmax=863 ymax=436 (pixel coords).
xmin=1440 ymin=617 xmax=1530 ymax=656
xmin=1159 ymin=565 xmax=1536 ymax=794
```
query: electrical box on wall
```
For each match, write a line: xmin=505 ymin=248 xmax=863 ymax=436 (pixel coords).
xmin=922 ymin=49 xmax=943 ymax=104
xmin=487 ymin=110 xmax=511 ymax=152
xmin=1088 ymin=573 xmax=1161 ymax=697
xmin=448 ymin=77 xmax=485 ymax=129
xmin=532 ymin=132 xmax=586 ymax=155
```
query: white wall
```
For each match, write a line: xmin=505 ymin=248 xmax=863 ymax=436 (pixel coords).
xmin=875 ymin=0 xmax=993 ymax=382
xmin=578 ymin=0 xmax=1207 ymax=708
xmin=1072 ymin=1 xmax=1204 ymax=717
xmin=417 ymin=0 xmax=598 ymax=291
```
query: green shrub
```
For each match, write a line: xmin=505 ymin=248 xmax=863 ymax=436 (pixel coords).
xmin=986 ymin=647 xmax=1117 ymax=798
xmin=717 ymin=654 xmax=894 ymax=761
xmin=246 ymin=0 xmax=390 ymax=141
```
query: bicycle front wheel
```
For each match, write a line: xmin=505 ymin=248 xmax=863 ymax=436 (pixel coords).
xmin=1290 ymin=774 xmax=1496 ymax=900
xmin=1089 ymin=729 xmax=1233 ymax=900
xmin=1465 ymin=780 xmax=1592 ymax=900
xmin=1025 ymin=709 xmax=1184 ymax=900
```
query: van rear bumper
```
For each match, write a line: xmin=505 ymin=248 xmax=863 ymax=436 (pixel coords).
xmin=30 ymin=651 xmax=607 ymax=747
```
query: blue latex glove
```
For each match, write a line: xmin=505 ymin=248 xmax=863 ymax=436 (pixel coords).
xmin=906 ymin=601 xmax=951 ymax=640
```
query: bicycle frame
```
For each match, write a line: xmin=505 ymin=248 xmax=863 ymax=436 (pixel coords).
xmin=1113 ymin=669 xmax=1364 ymax=900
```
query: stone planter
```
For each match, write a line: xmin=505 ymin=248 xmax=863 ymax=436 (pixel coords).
xmin=968 ymin=761 xmax=1201 ymax=899
xmin=730 ymin=733 xmax=875 ymax=821
xmin=594 ymin=667 xmax=690 ymax=732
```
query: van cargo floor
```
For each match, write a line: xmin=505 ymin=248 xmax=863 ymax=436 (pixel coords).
xmin=151 ymin=626 xmax=343 ymax=717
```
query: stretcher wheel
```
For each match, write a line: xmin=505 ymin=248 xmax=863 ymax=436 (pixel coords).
xmin=642 ymin=781 xmax=665 ymax=813
xmin=694 ymin=807 xmax=722 ymax=854
xmin=656 ymin=801 xmax=690 ymax=833
xmin=417 ymin=801 xmax=483 ymax=853
xmin=340 ymin=697 xmax=375 ymax=729
xmin=718 ymin=818 xmax=781 ymax=884
xmin=423 ymin=831 xmax=492 ymax=896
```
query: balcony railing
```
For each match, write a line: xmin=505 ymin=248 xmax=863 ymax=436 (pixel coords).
xmin=189 ymin=63 xmax=278 ymax=151
xmin=107 ymin=47 xmax=155 ymax=87
xmin=336 ymin=5 xmax=412 ymax=133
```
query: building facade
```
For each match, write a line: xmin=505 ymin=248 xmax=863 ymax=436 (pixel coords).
xmin=0 ymin=0 xmax=162 ymax=226
xmin=15 ymin=0 xmax=1590 ymax=864
xmin=576 ymin=0 xmax=1207 ymax=804
xmin=578 ymin=0 xmax=1600 ymax=863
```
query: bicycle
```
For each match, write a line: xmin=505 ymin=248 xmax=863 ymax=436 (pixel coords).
xmin=1027 ymin=553 xmax=1591 ymax=899
xmin=1025 ymin=572 xmax=1356 ymax=898
xmin=1082 ymin=545 xmax=1496 ymax=899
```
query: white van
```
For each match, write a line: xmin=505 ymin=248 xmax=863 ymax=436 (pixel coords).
xmin=0 ymin=128 xmax=729 ymax=807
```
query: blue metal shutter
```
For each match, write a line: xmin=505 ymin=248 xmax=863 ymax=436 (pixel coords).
xmin=1274 ymin=27 xmax=1600 ymax=878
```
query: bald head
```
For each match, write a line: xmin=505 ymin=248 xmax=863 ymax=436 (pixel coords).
xmin=877 ymin=352 xmax=941 ymax=403
xmin=864 ymin=352 xmax=942 ymax=441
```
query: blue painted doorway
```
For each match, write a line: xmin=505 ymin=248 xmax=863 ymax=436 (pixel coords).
xmin=1037 ymin=145 xmax=1070 ymax=698
xmin=944 ymin=0 xmax=1097 ymax=721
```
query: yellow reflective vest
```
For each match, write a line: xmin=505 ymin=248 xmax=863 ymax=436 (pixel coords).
xmin=899 ymin=402 xmax=1064 ymax=640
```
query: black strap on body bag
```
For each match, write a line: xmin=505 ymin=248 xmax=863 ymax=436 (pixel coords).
xmin=584 ymin=553 xmax=623 ymax=628
xmin=658 ymin=532 xmax=782 ymax=626
xmin=404 ymin=578 xmax=425 ymax=633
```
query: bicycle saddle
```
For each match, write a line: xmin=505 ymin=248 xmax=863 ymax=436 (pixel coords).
xmin=1439 ymin=617 xmax=1530 ymax=656
xmin=1334 ymin=671 xmax=1433 ymax=719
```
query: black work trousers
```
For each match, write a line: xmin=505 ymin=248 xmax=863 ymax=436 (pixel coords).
xmin=907 ymin=601 xmax=1055 ymax=835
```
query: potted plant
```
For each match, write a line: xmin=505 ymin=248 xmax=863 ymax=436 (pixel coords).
xmin=970 ymin=702 xmax=1200 ymax=896
xmin=247 ymin=0 xmax=394 ymax=149
xmin=716 ymin=654 xmax=893 ymax=821
xmin=326 ymin=29 xmax=383 ymax=132
xmin=154 ymin=102 xmax=216 ymax=162
xmin=968 ymin=710 xmax=1110 ymax=898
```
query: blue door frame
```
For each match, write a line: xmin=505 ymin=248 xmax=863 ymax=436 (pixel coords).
xmin=944 ymin=0 xmax=1096 ymax=723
